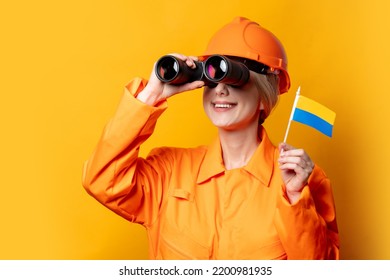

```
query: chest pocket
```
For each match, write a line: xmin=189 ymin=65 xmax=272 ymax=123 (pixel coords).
xmin=158 ymin=188 xmax=211 ymax=259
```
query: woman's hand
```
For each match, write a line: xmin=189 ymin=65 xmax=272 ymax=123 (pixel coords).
xmin=137 ymin=54 xmax=205 ymax=106
xmin=278 ymin=143 xmax=314 ymax=204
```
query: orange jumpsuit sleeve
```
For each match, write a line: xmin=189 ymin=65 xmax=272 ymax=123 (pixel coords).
xmin=82 ymin=77 xmax=170 ymax=226
xmin=274 ymin=165 xmax=340 ymax=259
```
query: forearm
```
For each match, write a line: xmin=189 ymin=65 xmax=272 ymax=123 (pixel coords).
xmin=274 ymin=167 xmax=339 ymax=259
xmin=82 ymin=78 xmax=167 ymax=217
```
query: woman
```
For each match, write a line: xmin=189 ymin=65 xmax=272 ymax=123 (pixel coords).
xmin=82 ymin=17 xmax=339 ymax=259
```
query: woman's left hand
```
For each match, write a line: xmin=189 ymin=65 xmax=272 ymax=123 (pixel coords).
xmin=278 ymin=143 xmax=314 ymax=204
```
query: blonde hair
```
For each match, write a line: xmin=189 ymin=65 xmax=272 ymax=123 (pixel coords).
xmin=252 ymin=72 xmax=280 ymax=124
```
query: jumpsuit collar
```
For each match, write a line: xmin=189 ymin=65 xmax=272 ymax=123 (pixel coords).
xmin=197 ymin=126 xmax=276 ymax=187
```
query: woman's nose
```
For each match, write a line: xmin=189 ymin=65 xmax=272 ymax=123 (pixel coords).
xmin=215 ymin=83 xmax=229 ymax=96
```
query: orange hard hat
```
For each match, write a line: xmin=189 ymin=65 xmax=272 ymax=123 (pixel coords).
xmin=202 ymin=17 xmax=290 ymax=94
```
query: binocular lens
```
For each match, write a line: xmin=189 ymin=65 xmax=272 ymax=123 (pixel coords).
xmin=155 ymin=55 xmax=204 ymax=85
xmin=205 ymin=59 xmax=227 ymax=80
xmin=156 ymin=56 xmax=180 ymax=82
xmin=204 ymin=55 xmax=249 ymax=87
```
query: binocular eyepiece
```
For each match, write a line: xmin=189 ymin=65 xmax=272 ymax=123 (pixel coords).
xmin=155 ymin=55 xmax=250 ymax=87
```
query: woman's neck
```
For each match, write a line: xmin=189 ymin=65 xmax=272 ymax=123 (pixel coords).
xmin=218 ymin=124 xmax=261 ymax=170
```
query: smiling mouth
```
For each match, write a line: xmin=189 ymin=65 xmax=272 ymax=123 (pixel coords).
xmin=212 ymin=102 xmax=237 ymax=108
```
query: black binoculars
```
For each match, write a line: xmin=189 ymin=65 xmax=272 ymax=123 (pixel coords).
xmin=155 ymin=55 xmax=250 ymax=87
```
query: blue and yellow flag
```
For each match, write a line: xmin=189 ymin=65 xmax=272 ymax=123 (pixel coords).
xmin=291 ymin=94 xmax=336 ymax=137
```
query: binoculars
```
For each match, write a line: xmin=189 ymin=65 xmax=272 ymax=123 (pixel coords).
xmin=155 ymin=55 xmax=250 ymax=87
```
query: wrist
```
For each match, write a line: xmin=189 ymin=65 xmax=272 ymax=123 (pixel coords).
xmin=286 ymin=190 xmax=302 ymax=205
xmin=137 ymin=84 xmax=165 ymax=106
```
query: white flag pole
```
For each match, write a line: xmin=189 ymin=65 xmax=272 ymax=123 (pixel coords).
xmin=283 ymin=86 xmax=301 ymax=143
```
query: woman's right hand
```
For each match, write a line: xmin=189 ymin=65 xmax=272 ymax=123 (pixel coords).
xmin=137 ymin=54 xmax=205 ymax=106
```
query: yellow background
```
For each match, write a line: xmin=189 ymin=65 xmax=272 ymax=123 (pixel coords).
xmin=1 ymin=0 xmax=389 ymax=260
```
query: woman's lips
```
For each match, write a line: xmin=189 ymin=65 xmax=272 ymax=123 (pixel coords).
xmin=212 ymin=101 xmax=237 ymax=110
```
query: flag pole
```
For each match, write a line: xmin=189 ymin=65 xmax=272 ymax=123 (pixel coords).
xmin=283 ymin=86 xmax=301 ymax=143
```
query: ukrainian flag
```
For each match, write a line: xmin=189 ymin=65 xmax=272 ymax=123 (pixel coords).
xmin=292 ymin=95 xmax=336 ymax=137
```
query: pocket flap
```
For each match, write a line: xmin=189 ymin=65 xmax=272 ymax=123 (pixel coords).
xmin=171 ymin=189 xmax=194 ymax=201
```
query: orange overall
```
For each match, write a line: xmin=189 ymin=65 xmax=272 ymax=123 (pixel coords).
xmin=82 ymin=78 xmax=339 ymax=259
